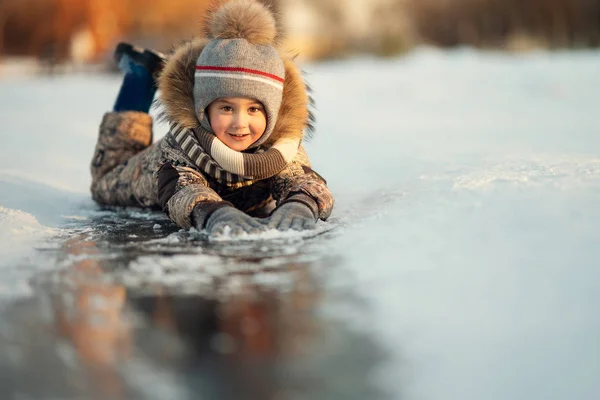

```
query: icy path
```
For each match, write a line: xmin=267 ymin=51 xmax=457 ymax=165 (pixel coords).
xmin=0 ymin=48 xmax=599 ymax=399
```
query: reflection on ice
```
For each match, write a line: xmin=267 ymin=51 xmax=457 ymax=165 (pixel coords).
xmin=0 ymin=221 xmax=389 ymax=400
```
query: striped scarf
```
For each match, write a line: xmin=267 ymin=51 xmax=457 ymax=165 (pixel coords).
xmin=170 ymin=123 xmax=300 ymax=187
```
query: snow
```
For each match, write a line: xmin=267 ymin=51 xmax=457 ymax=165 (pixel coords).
xmin=0 ymin=207 xmax=56 ymax=268
xmin=1 ymin=48 xmax=600 ymax=399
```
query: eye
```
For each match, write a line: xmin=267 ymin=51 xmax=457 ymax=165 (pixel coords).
xmin=221 ymin=106 xmax=233 ymax=112
xmin=248 ymin=106 xmax=262 ymax=113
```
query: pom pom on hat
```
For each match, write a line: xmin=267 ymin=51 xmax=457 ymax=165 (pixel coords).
xmin=203 ymin=0 xmax=277 ymax=45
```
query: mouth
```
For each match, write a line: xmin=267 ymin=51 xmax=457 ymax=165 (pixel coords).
xmin=228 ymin=133 xmax=250 ymax=140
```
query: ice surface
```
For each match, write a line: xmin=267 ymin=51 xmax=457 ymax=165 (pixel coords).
xmin=0 ymin=48 xmax=599 ymax=399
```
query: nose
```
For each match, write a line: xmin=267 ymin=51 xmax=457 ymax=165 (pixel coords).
xmin=233 ymin=111 xmax=249 ymax=129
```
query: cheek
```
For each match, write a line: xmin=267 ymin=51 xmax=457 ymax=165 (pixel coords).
xmin=253 ymin=114 xmax=267 ymax=134
xmin=209 ymin=115 xmax=229 ymax=134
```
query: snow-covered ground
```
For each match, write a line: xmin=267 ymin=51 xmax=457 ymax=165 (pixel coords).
xmin=1 ymin=48 xmax=599 ymax=399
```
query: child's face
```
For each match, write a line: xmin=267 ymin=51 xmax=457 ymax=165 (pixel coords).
xmin=207 ymin=97 xmax=267 ymax=151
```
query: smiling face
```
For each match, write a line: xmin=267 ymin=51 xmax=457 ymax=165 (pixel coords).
xmin=206 ymin=97 xmax=267 ymax=151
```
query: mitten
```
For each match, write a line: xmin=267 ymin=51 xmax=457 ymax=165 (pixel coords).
xmin=195 ymin=205 xmax=267 ymax=236
xmin=267 ymin=201 xmax=317 ymax=231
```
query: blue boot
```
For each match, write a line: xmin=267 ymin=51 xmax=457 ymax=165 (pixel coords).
xmin=113 ymin=43 xmax=167 ymax=113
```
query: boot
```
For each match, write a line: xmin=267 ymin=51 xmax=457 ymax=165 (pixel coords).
xmin=112 ymin=42 xmax=167 ymax=113
xmin=113 ymin=42 xmax=167 ymax=85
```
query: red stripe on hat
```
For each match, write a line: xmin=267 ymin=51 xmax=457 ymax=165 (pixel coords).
xmin=195 ymin=66 xmax=284 ymax=83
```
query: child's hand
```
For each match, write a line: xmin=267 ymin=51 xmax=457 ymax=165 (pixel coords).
xmin=201 ymin=206 xmax=268 ymax=237
xmin=266 ymin=202 xmax=317 ymax=231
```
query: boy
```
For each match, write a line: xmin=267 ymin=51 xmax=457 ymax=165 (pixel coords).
xmin=90 ymin=0 xmax=333 ymax=237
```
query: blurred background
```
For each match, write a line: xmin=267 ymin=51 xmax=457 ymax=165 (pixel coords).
xmin=1 ymin=0 xmax=599 ymax=73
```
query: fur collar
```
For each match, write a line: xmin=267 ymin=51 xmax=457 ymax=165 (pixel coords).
xmin=156 ymin=38 xmax=313 ymax=147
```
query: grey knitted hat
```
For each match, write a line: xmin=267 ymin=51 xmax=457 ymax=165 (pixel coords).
xmin=194 ymin=0 xmax=285 ymax=148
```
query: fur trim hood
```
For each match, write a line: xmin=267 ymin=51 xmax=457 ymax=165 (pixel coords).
xmin=156 ymin=1 xmax=314 ymax=147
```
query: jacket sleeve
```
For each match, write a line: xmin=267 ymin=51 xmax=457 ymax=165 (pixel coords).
xmin=156 ymin=163 xmax=231 ymax=229
xmin=269 ymin=145 xmax=334 ymax=221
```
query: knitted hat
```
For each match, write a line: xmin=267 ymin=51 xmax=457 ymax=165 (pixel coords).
xmin=194 ymin=0 xmax=285 ymax=149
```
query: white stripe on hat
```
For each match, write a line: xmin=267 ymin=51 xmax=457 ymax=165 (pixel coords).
xmin=195 ymin=72 xmax=284 ymax=91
